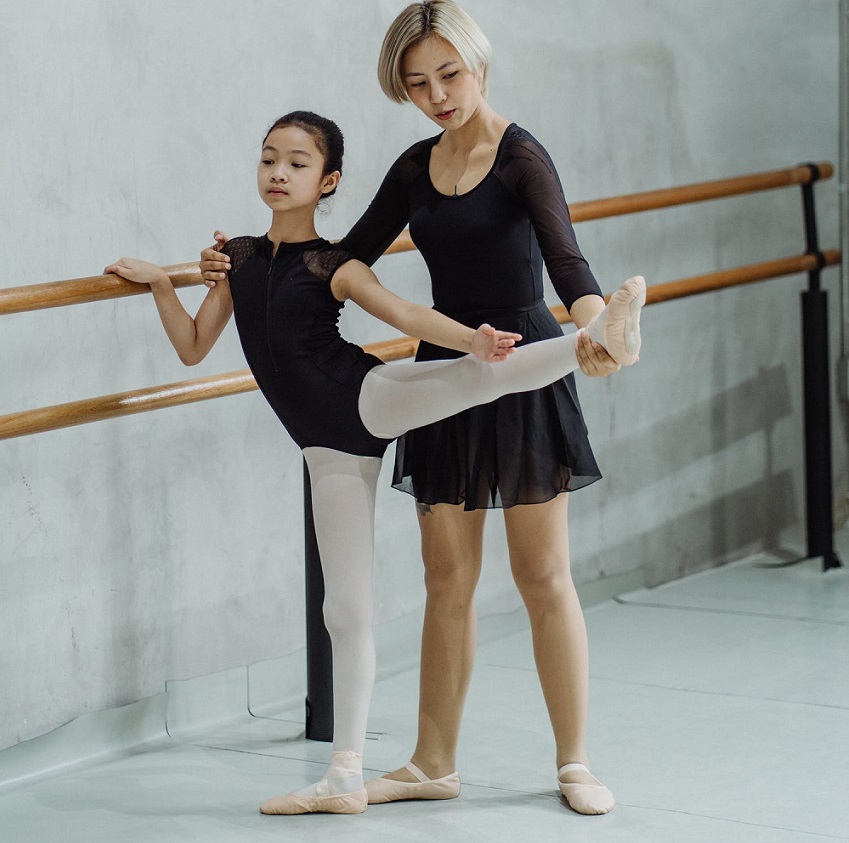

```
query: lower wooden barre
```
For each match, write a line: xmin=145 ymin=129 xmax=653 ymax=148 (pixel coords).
xmin=0 ymin=336 xmax=420 ymax=439
xmin=0 ymin=250 xmax=840 ymax=440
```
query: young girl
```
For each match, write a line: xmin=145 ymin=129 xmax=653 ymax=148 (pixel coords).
xmin=109 ymin=110 xmax=644 ymax=816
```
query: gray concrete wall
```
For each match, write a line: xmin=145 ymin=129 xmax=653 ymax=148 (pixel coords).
xmin=1 ymin=0 xmax=842 ymax=751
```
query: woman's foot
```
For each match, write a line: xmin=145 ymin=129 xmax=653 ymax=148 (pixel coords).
xmin=557 ymin=763 xmax=615 ymax=815
xmin=366 ymin=762 xmax=461 ymax=804
xmin=586 ymin=275 xmax=646 ymax=366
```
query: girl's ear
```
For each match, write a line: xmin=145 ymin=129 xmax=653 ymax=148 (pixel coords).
xmin=321 ymin=170 xmax=341 ymax=195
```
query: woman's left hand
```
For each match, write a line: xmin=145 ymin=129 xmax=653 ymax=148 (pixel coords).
xmin=472 ymin=323 xmax=522 ymax=362
xmin=577 ymin=330 xmax=621 ymax=377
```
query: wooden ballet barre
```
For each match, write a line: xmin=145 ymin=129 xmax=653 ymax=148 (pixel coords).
xmin=0 ymin=163 xmax=833 ymax=315
xmin=568 ymin=162 xmax=833 ymax=223
xmin=0 ymin=249 xmax=840 ymax=441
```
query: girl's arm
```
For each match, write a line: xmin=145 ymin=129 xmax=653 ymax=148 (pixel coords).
xmin=332 ymin=260 xmax=521 ymax=362
xmin=103 ymin=257 xmax=234 ymax=365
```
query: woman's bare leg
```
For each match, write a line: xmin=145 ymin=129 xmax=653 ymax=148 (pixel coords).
xmin=368 ymin=502 xmax=484 ymax=791
xmin=503 ymin=494 xmax=614 ymax=814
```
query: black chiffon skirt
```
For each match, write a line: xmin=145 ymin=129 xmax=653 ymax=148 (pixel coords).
xmin=392 ymin=300 xmax=602 ymax=511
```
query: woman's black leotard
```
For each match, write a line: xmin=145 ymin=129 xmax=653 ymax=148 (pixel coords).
xmin=225 ymin=235 xmax=389 ymax=458
xmin=341 ymin=124 xmax=603 ymax=509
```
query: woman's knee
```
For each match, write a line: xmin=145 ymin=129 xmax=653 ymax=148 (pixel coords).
xmin=511 ymin=552 xmax=573 ymax=609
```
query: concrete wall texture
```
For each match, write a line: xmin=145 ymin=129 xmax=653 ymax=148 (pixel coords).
xmin=0 ymin=0 xmax=842 ymax=751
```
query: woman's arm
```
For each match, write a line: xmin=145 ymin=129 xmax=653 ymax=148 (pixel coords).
xmin=332 ymin=259 xmax=520 ymax=361
xmin=103 ymin=257 xmax=234 ymax=365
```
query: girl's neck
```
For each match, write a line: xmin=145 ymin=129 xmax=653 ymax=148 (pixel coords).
xmin=267 ymin=208 xmax=320 ymax=252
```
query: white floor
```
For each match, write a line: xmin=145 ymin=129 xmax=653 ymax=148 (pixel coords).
xmin=1 ymin=549 xmax=847 ymax=843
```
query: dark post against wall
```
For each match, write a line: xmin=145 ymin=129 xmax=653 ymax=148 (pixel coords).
xmin=303 ymin=460 xmax=334 ymax=741
xmin=800 ymin=164 xmax=842 ymax=572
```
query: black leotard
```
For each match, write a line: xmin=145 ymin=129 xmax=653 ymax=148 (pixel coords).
xmin=224 ymin=235 xmax=389 ymax=458
xmin=341 ymin=124 xmax=603 ymax=509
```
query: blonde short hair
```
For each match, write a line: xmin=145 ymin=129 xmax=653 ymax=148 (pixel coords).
xmin=378 ymin=0 xmax=492 ymax=104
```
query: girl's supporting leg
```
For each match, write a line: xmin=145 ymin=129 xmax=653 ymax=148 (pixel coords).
xmin=259 ymin=447 xmax=382 ymax=816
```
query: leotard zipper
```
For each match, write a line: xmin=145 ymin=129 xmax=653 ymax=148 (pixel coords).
xmin=265 ymin=254 xmax=279 ymax=373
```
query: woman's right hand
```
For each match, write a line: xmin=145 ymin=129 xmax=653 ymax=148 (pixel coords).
xmin=199 ymin=231 xmax=231 ymax=288
xmin=103 ymin=257 xmax=170 ymax=287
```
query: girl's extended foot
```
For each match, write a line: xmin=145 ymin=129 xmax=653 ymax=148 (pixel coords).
xmin=259 ymin=751 xmax=367 ymax=815
xmin=557 ymin=763 xmax=615 ymax=815
xmin=586 ymin=275 xmax=646 ymax=366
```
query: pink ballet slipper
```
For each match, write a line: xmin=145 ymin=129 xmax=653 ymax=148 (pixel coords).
xmin=366 ymin=762 xmax=461 ymax=804
xmin=587 ymin=275 xmax=646 ymax=366
xmin=557 ymin=763 xmax=615 ymax=815
xmin=259 ymin=788 xmax=367 ymax=815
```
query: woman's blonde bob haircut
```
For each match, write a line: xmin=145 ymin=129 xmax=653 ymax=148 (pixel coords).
xmin=378 ymin=0 xmax=492 ymax=104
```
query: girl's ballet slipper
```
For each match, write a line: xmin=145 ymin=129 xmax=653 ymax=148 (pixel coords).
xmin=557 ymin=762 xmax=615 ymax=815
xmin=366 ymin=762 xmax=461 ymax=804
xmin=587 ymin=275 xmax=646 ymax=366
xmin=259 ymin=788 xmax=368 ymax=815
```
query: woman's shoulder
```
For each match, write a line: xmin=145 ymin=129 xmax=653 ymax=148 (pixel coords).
xmin=387 ymin=134 xmax=441 ymax=182
xmin=498 ymin=124 xmax=557 ymax=173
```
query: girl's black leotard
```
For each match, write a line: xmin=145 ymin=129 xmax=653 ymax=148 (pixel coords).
xmin=225 ymin=234 xmax=390 ymax=458
xmin=341 ymin=124 xmax=602 ymax=509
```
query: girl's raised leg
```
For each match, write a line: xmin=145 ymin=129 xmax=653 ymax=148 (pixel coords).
xmin=358 ymin=276 xmax=645 ymax=440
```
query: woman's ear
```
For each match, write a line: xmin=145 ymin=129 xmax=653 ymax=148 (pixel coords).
xmin=322 ymin=170 xmax=341 ymax=195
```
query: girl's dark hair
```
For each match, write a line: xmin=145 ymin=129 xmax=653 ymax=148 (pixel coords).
xmin=263 ymin=111 xmax=344 ymax=197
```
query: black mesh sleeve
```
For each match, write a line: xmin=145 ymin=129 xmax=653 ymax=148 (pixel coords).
xmin=339 ymin=139 xmax=432 ymax=266
xmin=304 ymin=245 xmax=356 ymax=284
xmin=496 ymin=130 xmax=602 ymax=311
xmin=223 ymin=236 xmax=258 ymax=276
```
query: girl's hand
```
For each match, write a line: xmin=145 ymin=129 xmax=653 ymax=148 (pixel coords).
xmin=576 ymin=330 xmax=621 ymax=377
xmin=199 ymin=231 xmax=231 ymax=288
xmin=472 ymin=323 xmax=522 ymax=362
xmin=103 ymin=257 xmax=170 ymax=287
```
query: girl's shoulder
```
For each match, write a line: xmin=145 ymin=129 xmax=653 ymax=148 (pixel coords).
xmin=225 ymin=235 xmax=265 ymax=275
xmin=304 ymin=240 xmax=358 ymax=284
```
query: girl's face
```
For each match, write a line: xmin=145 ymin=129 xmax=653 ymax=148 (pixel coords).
xmin=257 ymin=126 xmax=339 ymax=213
xmin=401 ymin=36 xmax=484 ymax=130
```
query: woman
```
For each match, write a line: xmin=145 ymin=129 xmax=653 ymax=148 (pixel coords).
xmin=117 ymin=110 xmax=643 ymax=815
xmin=343 ymin=1 xmax=621 ymax=815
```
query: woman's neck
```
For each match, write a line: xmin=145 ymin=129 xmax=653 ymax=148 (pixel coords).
xmin=440 ymin=101 xmax=510 ymax=154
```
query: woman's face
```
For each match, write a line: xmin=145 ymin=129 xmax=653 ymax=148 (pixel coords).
xmin=401 ymin=36 xmax=484 ymax=130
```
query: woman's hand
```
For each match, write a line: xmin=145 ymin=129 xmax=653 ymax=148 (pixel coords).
xmin=471 ymin=323 xmax=522 ymax=362
xmin=576 ymin=331 xmax=621 ymax=377
xmin=103 ymin=257 xmax=170 ymax=288
xmin=199 ymin=231 xmax=231 ymax=288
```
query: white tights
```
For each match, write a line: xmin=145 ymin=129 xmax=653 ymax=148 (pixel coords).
xmin=298 ymin=330 xmax=584 ymax=797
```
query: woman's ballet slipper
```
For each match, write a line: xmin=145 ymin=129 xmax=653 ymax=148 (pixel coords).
xmin=557 ymin=763 xmax=615 ymax=815
xmin=366 ymin=762 xmax=461 ymax=804
xmin=587 ymin=275 xmax=646 ymax=366
xmin=259 ymin=788 xmax=368 ymax=815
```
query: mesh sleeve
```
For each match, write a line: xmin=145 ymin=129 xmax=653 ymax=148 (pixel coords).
xmin=496 ymin=130 xmax=602 ymax=311
xmin=223 ymin=236 xmax=258 ymax=276
xmin=339 ymin=139 xmax=432 ymax=266
xmin=304 ymin=245 xmax=356 ymax=283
